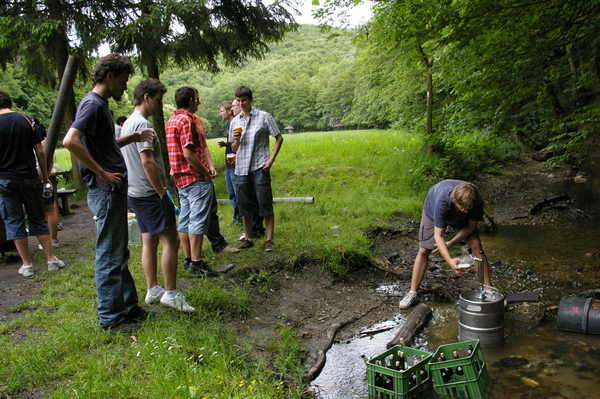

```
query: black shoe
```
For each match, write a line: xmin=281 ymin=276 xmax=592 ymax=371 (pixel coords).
xmin=183 ymin=257 xmax=192 ymax=273
xmin=188 ymin=260 xmax=219 ymax=277
xmin=101 ymin=319 xmax=142 ymax=334
xmin=126 ymin=306 xmax=155 ymax=323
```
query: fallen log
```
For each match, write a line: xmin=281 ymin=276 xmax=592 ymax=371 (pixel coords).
xmin=303 ymin=300 xmax=384 ymax=383
xmin=387 ymin=303 xmax=432 ymax=348
xmin=530 ymin=194 xmax=569 ymax=215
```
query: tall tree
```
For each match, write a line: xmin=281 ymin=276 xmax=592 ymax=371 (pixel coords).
xmin=1 ymin=0 xmax=298 ymax=184
xmin=0 ymin=0 xmax=132 ymax=188
xmin=109 ymin=0 xmax=297 ymax=172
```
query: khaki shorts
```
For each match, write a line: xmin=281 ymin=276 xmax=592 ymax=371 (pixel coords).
xmin=418 ymin=209 xmax=479 ymax=249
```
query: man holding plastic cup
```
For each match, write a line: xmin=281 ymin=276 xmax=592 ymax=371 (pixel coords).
xmin=230 ymin=86 xmax=283 ymax=252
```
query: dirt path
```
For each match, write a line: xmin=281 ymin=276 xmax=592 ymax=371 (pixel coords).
xmin=0 ymin=198 xmax=95 ymax=323
xmin=0 ymin=159 xmax=578 ymax=379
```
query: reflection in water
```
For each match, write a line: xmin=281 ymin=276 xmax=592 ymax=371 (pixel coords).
xmin=311 ymin=179 xmax=600 ymax=398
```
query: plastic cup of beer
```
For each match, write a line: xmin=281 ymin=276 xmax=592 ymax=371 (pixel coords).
xmin=233 ymin=126 xmax=242 ymax=140
xmin=226 ymin=153 xmax=235 ymax=164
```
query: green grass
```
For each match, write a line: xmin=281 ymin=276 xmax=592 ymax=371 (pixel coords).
xmin=53 ymin=148 xmax=73 ymax=173
xmin=1 ymin=129 xmax=439 ymax=398
xmin=0 ymin=238 xmax=299 ymax=398
xmin=209 ymin=129 xmax=436 ymax=275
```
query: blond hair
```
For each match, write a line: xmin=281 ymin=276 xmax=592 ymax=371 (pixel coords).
xmin=451 ymin=183 xmax=478 ymax=211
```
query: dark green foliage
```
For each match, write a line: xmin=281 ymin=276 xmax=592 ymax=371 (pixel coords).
xmin=351 ymin=0 xmax=600 ymax=167
xmin=425 ymin=131 xmax=520 ymax=180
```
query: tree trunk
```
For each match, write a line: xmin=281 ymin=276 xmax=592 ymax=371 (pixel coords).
xmin=418 ymin=44 xmax=434 ymax=153
xmin=48 ymin=0 xmax=85 ymax=189
xmin=426 ymin=65 xmax=433 ymax=145
xmin=545 ymin=83 xmax=565 ymax=116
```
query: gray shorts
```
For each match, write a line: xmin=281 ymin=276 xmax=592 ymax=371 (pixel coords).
xmin=235 ymin=168 xmax=274 ymax=218
xmin=418 ymin=209 xmax=479 ymax=249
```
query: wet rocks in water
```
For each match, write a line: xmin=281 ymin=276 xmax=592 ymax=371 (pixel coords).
xmin=493 ymin=356 xmax=529 ymax=368
xmin=506 ymin=302 xmax=547 ymax=324
xmin=520 ymin=376 xmax=540 ymax=387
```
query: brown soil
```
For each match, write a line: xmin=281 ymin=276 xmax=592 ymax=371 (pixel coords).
xmin=0 ymin=200 xmax=95 ymax=324
xmin=0 ymin=158 xmax=578 ymax=380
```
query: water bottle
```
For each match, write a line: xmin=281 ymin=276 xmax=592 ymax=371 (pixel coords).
xmin=166 ymin=190 xmax=180 ymax=215
xmin=127 ymin=212 xmax=141 ymax=246
xmin=43 ymin=183 xmax=52 ymax=199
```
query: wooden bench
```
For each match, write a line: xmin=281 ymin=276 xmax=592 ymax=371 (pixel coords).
xmin=56 ymin=189 xmax=77 ymax=216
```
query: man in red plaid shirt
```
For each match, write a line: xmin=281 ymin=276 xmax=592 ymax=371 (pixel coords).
xmin=166 ymin=86 xmax=239 ymax=277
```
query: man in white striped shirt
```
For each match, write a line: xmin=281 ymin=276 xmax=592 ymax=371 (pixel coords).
xmin=230 ymin=86 xmax=283 ymax=252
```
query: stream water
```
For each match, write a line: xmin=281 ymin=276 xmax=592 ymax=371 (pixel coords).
xmin=311 ymin=178 xmax=600 ymax=399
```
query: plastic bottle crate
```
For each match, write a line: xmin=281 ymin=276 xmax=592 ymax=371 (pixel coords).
xmin=429 ymin=339 xmax=491 ymax=399
xmin=366 ymin=344 xmax=433 ymax=399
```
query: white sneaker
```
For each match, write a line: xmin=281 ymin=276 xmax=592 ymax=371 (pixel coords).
xmin=38 ymin=240 xmax=60 ymax=250
xmin=47 ymin=257 xmax=65 ymax=271
xmin=160 ymin=291 xmax=196 ymax=312
xmin=18 ymin=264 xmax=34 ymax=277
xmin=238 ymin=233 xmax=245 ymax=241
xmin=399 ymin=292 xmax=419 ymax=310
xmin=145 ymin=286 xmax=165 ymax=305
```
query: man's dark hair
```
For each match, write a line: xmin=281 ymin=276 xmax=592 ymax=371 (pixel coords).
xmin=175 ymin=86 xmax=198 ymax=109
xmin=0 ymin=91 xmax=13 ymax=109
xmin=116 ymin=116 xmax=127 ymax=125
xmin=133 ymin=78 xmax=167 ymax=106
xmin=91 ymin=53 xmax=135 ymax=86
xmin=235 ymin=86 xmax=253 ymax=100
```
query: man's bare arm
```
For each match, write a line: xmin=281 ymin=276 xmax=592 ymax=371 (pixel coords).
xmin=183 ymin=145 xmax=212 ymax=182
xmin=139 ymin=150 xmax=166 ymax=198
xmin=33 ymin=142 xmax=50 ymax=185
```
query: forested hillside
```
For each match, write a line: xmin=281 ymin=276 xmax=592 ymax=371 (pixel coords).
xmin=0 ymin=25 xmax=359 ymax=139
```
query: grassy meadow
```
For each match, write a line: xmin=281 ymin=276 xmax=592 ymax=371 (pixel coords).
xmin=0 ymin=129 xmax=439 ymax=398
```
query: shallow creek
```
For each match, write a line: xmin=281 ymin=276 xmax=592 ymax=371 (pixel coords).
xmin=311 ymin=178 xmax=600 ymax=399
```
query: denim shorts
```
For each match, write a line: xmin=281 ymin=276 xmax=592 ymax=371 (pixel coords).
xmin=419 ymin=209 xmax=479 ymax=249
xmin=128 ymin=193 xmax=177 ymax=235
xmin=177 ymin=180 xmax=214 ymax=235
xmin=236 ymin=168 xmax=273 ymax=218
xmin=0 ymin=178 xmax=49 ymax=240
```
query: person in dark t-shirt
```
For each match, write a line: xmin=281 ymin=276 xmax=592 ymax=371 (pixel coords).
xmin=63 ymin=53 xmax=153 ymax=334
xmin=0 ymin=91 xmax=65 ymax=277
xmin=399 ymin=180 xmax=493 ymax=310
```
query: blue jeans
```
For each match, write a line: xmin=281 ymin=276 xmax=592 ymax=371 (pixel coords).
xmin=177 ymin=180 xmax=228 ymax=252
xmin=88 ymin=188 xmax=139 ymax=326
xmin=226 ymin=168 xmax=241 ymax=223
xmin=0 ymin=179 xmax=49 ymax=239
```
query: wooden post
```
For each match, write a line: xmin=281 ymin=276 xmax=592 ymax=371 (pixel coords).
xmin=44 ymin=55 xmax=80 ymax=170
